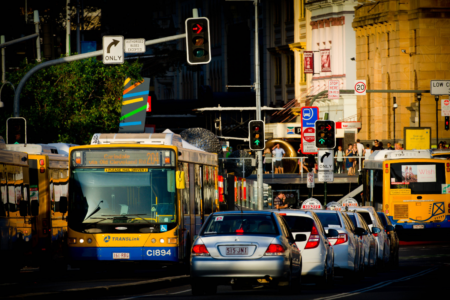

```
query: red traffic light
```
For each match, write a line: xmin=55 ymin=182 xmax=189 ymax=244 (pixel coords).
xmin=192 ymin=24 xmax=203 ymax=34
xmin=254 ymin=127 xmax=260 ymax=131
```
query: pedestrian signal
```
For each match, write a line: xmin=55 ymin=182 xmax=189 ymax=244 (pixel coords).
xmin=185 ymin=17 xmax=211 ymax=65
xmin=315 ymin=120 xmax=335 ymax=149
xmin=249 ymin=120 xmax=265 ymax=150
xmin=7 ymin=117 xmax=27 ymax=144
xmin=446 ymin=116 xmax=449 ymax=131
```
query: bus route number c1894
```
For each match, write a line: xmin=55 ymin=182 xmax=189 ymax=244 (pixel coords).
xmin=146 ymin=249 xmax=171 ymax=257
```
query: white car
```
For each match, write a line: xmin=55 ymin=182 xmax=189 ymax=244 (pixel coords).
xmin=311 ymin=210 xmax=363 ymax=279
xmin=353 ymin=206 xmax=390 ymax=268
xmin=274 ymin=210 xmax=336 ymax=287
xmin=343 ymin=211 xmax=377 ymax=274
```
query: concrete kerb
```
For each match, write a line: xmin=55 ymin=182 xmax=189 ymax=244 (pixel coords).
xmin=6 ymin=275 xmax=190 ymax=299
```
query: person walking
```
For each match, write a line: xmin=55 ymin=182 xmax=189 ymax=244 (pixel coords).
xmin=335 ymin=146 xmax=344 ymax=174
xmin=352 ymin=143 xmax=359 ymax=173
xmin=386 ymin=142 xmax=394 ymax=150
xmin=263 ymin=147 xmax=272 ymax=174
xmin=272 ymin=144 xmax=285 ymax=174
xmin=364 ymin=144 xmax=372 ymax=159
xmin=346 ymin=144 xmax=354 ymax=175
xmin=297 ymin=146 xmax=308 ymax=174
xmin=356 ymin=139 xmax=364 ymax=156
xmin=371 ymin=140 xmax=382 ymax=153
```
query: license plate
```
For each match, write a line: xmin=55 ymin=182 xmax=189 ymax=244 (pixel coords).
xmin=113 ymin=253 xmax=130 ymax=259
xmin=413 ymin=225 xmax=424 ymax=229
xmin=226 ymin=247 xmax=248 ymax=255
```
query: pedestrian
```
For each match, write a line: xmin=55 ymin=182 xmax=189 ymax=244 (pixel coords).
xmin=346 ymin=144 xmax=354 ymax=175
xmin=364 ymin=143 xmax=372 ymax=159
xmin=356 ymin=139 xmax=364 ymax=157
xmin=272 ymin=144 xmax=285 ymax=174
xmin=335 ymin=145 xmax=344 ymax=174
xmin=371 ymin=140 xmax=382 ymax=153
xmin=352 ymin=143 xmax=359 ymax=172
xmin=395 ymin=143 xmax=401 ymax=150
xmin=307 ymin=154 xmax=317 ymax=174
xmin=263 ymin=147 xmax=272 ymax=174
xmin=439 ymin=141 xmax=444 ymax=149
xmin=274 ymin=192 xmax=288 ymax=209
xmin=297 ymin=146 xmax=309 ymax=174
xmin=378 ymin=141 xmax=384 ymax=150
xmin=386 ymin=142 xmax=394 ymax=150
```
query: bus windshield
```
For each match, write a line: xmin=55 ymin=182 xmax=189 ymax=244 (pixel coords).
xmin=390 ymin=163 xmax=445 ymax=194
xmin=69 ymin=168 xmax=176 ymax=228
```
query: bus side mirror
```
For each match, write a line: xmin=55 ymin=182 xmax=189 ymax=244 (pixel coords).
xmin=31 ymin=200 xmax=38 ymax=216
xmin=176 ymin=171 xmax=186 ymax=189
xmin=19 ymin=200 xmax=28 ymax=217
xmin=59 ymin=196 xmax=68 ymax=214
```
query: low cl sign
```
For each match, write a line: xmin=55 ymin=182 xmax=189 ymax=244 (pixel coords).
xmin=431 ymin=80 xmax=450 ymax=95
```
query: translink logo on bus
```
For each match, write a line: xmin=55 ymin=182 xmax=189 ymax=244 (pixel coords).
xmin=103 ymin=235 xmax=140 ymax=243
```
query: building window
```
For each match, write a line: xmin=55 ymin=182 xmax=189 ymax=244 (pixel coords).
xmin=286 ymin=55 xmax=294 ymax=85
xmin=367 ymin=36 xmax=370 ymax=60
xmin=286 ymin=0 xmax=293 ymax=23
xmin=299 ymin=0 xmax=306 ymax=20
xmin=275 ymin=56 xmax=281 ymax=85
xmin=386 ymin=32 xmax=390 ymax=57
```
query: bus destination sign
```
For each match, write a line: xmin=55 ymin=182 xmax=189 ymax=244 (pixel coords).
xmin=73 ymin=149 xmax=174 ymax=167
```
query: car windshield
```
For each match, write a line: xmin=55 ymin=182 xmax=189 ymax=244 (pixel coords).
xmin=347 ymin=214 xmax=357 ymax=227
xmin=315 ymin=213 xmax=341 ymax=228
xmin=359 ymin=212 xmax=373 ymax=225
xmin=283 ymin=216 xmax=313 ymax=232
xmin=377 ymin=212 xmax=387 ymax=227
xmin=202 ymin=214 xmax=279 ymax=235
xmin=69 ymin=168 xmax=176 ymax=229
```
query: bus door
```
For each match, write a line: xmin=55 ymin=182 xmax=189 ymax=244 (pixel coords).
xmin=193 ymin=164 xmax=203 ymax=236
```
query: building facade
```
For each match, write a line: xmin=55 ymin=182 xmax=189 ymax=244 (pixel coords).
xmin=353 ymin=0 xmax=450 ymax=144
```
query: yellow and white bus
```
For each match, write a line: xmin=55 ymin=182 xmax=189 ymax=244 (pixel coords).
xmin=363 ymin=150 xmax=450 ymax=238
xmin=6 ymin=144 xmax=72 ymax=268
xmin=67 ymin=132 xmax=219 ymax=266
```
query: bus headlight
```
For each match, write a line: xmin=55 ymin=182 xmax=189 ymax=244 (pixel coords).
xmin=87 ymin=238 xmax=92 ymax=244
xmin=79 ymin=239 xmax=84 ymax=244
xmin=160 ymin=238 xmax=165 ymax=244
xmin=168 ymin=238 xmax=177 ymax=244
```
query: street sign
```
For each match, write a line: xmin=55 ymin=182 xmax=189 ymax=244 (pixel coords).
xmin=354 ymin=80 xmax=367 ymax=95
xmin=342 ymin=198 xmax=359 ymax=207
xmin=318 ymin=150 xmax=334 ymax=171
xmin=327 ymin=202 xmax=342 ymax=211
xmin=431 ymin=80 xmax=450 ymax=95
xmin=125 ymin=39 xmax=145 ymax=53
xmin=328 ymin=80 xmax=340 ymax=99
xmin=301 ymin=198 xmax=322 ymax=209
xmin=307 ymin=172 xmax=315 ymax=188
xmin=103 ymin=36 xmax=124 ymax=64
xmin=442 ymin=99 xmax=450 ymax=116
xmin=318 ymin=171 xmax=334 ymax=182
xmin=301 ymin=106 xmax=319 ymax=154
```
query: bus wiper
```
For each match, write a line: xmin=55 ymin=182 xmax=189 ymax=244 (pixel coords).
xmin=101 ymin=214 xmax=151 ymax=224
xmin=85 ymin=200 xmax=103 ymax=220
xmin=84 ymin=217 xmax=113 ymax=225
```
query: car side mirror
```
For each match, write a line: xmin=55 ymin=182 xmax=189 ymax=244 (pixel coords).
xmin=295 ymin=234 xmax=307 ymax=242
xmin=386 ymin=225 xmax=395 ymax=232
xmin=19 ymin=200 xmax=28 ymax=217
xmin=31 ymin=200 xmax=39 ymax=216
xmin=59 ymin=196 xmax=68 ymax=214
xmin=355 ymin=227 xmax=368 ymax=236
xmin=372 ymin=227 xmax=382 ymax=234
xmin=326 ymin=228 xmax=339 ymax=238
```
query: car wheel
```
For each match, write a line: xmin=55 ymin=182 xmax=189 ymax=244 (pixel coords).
xmin=327 ymin=261 xmax=335 ymax=288
xmin=317 ymin=264 xmax=328 ymax=289
xmin=191 ymin=279 xmax=204 ymax=296
xmin=205 ymin=283 xmax=217 ymax=295
xmin=359 ymin=253 xmax=365 ymax=279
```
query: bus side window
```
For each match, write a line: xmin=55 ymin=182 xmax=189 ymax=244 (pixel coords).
xmin=373 ymin=170 xmax=383 ymax=211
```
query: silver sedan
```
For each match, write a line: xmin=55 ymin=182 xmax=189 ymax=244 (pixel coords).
xmin=190 ymin=211 xmax=302 ymax=295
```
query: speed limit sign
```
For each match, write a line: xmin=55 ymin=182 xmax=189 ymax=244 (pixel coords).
xmin=354 ymin=80 xmax=367 ymax=95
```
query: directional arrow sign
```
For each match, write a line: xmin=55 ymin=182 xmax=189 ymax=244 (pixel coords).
xmin=318 ymin=150 xmax=334 ymax=171
xmin=319 ymin=138 xmax=325 ymax=144
xmin=103 ymin=36 xmax=124 ymax=65
xmin=326 ymin=124 xmax=332 ymax=131
xmin=193 ymin=24 xmax=203 ymax=34
xmin=254 ymin=140 xmax=260 ymax=146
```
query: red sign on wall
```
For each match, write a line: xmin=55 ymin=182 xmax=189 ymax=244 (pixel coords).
xmin=304 ymin=51 xmax=314 ymax=74
xmin=320 ymin=49 xmax=331 ymax=72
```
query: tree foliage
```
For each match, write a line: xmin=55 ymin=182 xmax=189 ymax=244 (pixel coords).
xmin=0 ymin=58 xmax=142 ymax=145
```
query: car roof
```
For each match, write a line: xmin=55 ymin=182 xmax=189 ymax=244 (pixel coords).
xmin=213 ymin=211 xmax=273 ymax=215
xmin=308 ymin=209 xmax=339 ymax=214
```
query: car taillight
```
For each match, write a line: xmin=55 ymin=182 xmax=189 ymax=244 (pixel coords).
xmin=192 ymin=244 xmax=210 ymax=256
xmin=373 ymin=233 xmax=378 ymax=237
xmin=264 ymin=244 xmax=285 ymax=256
xmin=305 ymin=225 xmax=320 ymax=249
xmin=334 ymin=233 xmax=348 ymax=245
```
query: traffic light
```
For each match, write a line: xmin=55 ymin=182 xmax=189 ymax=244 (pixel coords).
xmin=185 ymin=17 xmax=211 ymax=65
xmin=446 ymin=116 xmax=449 ymax=131
xmin=315 ymin=120 xmax=335 ymax=149
xmin=249 ymin=120 xmax=265 ymax=150
xmin=7 ymin=117 xmax=27 ymax=144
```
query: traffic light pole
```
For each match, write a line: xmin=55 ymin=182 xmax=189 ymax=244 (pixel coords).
xmin=254 ymin=0 xmax=263 ymax=211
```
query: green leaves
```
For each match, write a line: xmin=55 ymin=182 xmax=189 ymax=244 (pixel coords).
xmin=1 ymin=58 xmax=142 ymax=145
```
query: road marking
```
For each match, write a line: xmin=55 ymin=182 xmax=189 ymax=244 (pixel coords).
xmin=313 ymin=268 xmax=438 ymax=300
xmin=118 ymin=289 xmax=191 ymax=299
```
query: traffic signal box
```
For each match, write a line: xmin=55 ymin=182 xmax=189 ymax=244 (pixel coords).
xmin=315 ymin=120 xmax=335 ymax=149
xmin=249 ymin=120 xmax=265 ymax=150
xmin=7 ymin=117 xmax=27 ymax=144
xmin=446 ymin=116 xmax=449 ymax=131
xmin=185 ymin=17 xmax=211 ymax=65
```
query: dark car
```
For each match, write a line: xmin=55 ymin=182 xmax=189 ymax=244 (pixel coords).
xmin=377 ymin=212 xmax=399 ymax=267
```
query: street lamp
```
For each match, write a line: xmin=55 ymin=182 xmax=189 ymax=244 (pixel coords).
xmin=393 ymin=97 xmax=397 ymax=144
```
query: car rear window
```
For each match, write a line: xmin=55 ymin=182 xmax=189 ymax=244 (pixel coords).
xmin=283 ymin=216 xmax=313 ymax=232
xmin=377 ymin=212 xmax=387 ymax=227
xmin=202 ymin=214 xmax=279 ymax=235
xmin=359 ymin=212 xmax=373 ymax=225
xmin=315 ymin=213 xmax=341 ymax=228
xmin=347 ymin=214 xmax=357 ymax=227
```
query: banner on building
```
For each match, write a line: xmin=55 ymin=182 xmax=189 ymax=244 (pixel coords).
xmin=303 ymin=51 xmax=314 ymax=74
xmin=320 ymin=49 xmax=331 ymax=72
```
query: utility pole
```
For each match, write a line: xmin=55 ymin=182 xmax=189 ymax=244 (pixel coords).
xmin=66 ymin=0 xmax=71 ymax=56
xmin=76 ymin=0 xmax=81 ymax=54
xmin=34 ymin=11 xmax=41 ymax=62
xmin=1 ymin=35 xmax=5 ymax=82
xmin=254 ymin=0 xmax=263 ymax=211
xmin=436 ymin=95 xmax=439 ymax=145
